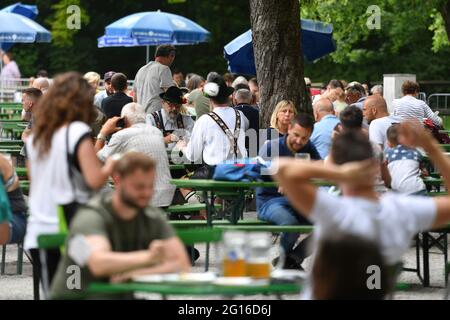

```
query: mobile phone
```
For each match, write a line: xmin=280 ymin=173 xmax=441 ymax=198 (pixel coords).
xmin=116 ymin=117 xmax=125 ymax=128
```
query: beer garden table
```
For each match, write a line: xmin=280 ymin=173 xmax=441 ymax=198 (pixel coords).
xmin=88 ymin=280 xmax=301 ymax=300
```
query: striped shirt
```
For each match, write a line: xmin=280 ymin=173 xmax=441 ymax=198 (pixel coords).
xmin=392 ymin=95 xmax=442 ymax=126
xmin=97 ymin=123 xmax=175 ymax=207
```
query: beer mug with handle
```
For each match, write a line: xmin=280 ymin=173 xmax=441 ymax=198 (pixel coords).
xmin=221 ymin=231 xmax=247 ymax=277
xmin=246 ymin=232 xmax=285 ymax=280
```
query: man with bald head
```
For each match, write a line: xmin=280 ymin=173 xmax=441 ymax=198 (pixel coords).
xmin=310 ymin=98 xmax=340 ymax=158
xmin=233 ymin=88 xmax=259 ymax=155
xmin=32 ymin=77 xmax=50 ymax=94
xmin=363 ymin=95 xmax=401 ymax=150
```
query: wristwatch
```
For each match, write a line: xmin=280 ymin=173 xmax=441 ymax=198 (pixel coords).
xmin=96 ymin=132 xmax=107 ymax=141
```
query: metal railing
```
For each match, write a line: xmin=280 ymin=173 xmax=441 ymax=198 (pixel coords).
xmin=418 ymin=92 xmax=427 ymax=102
xmin=428 ymin=93 xmax=450 ymax=110
xmin=0 ymin=78 xmax=136 ymax=102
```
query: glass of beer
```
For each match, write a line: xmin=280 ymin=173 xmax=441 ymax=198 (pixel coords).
xmin=246 ymin=232 xmax=282 ymax=280
xmin=221 ymin=231 xmax=247 ymax=277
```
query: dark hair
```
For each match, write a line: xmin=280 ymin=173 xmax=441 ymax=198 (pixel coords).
xmin=331 ymin=130 xmax=373 ymax=165
xmin=33 ymin=72 xmax=96 ymax=157
xmin=402 ymin=80 xmax=419 ymax=95
xmin=113 ymin=152 xmax=156 ymax=177
xmin=340 ymin=106 xmax=363 ymax=130
xmin=386 ymin=124 xmax=400 ymax=146
xmin=328 ymin=79 xmax=344 ymax=90
xmin=22 ymin=87 xmax=43 ymax=101
xmin=111 ymin=73 xmax=128 ymax=92
xmin=36 ymin=70 xmax=48 ymax=78
xmin=313 ymin=234 xmax=388 ymax=300
xmin=234 ymin=83 xmax=250 ymax=91
xmin=291 ymin=113 xmax=315 ymax=132
xmin=3 ymin=52 xmax=14 ymax=61
xmin=155 ymin=44 xmax=176 ymax=58
xmin=223 ymin=72 xmax=234 ymax=83
xmin=346 ymin=83 xmax=366 ymax=96
xmin=172 ymin=67 xmax=182 ymax=75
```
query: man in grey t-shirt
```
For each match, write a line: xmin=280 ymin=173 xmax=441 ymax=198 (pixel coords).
xmin=133 ymin=44 xmax=176 ymax=114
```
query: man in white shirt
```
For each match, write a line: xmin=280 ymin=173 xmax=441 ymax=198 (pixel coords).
xmin=275 ymin=122 xmax=450 ymax=296
xmin=392 ymin=80 xmax=442 ymax=126
xmin=177 ymin=75 xmax=248 ymax=173
xmin=175 ymin=75 xmax=247 ymax=208
xmin=147 ymin=86 xmax=194 ymax=150
xmin=363 ymin=95 xmax=401 ymax=150
xmin=133 ymin=45 xmax=176 ymax=114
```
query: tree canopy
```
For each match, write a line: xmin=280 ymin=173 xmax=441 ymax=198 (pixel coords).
xmin=4 ymin=0 xmax=450 ymax=93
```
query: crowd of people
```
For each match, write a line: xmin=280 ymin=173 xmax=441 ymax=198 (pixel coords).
xmin=0 ymin=43 xmax=449 ymax=300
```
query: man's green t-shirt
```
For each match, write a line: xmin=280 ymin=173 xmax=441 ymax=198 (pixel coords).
xmin=188 ymin=88 xmax=211 ymax=119
xmin=50 ymin=192 xmax=175 ymax=299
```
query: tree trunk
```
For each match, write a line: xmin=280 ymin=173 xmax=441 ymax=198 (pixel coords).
xmin=249 ymin=0 xmax=312 ymax=128
xmin=440 ymin=0 xmax=450 ymax=42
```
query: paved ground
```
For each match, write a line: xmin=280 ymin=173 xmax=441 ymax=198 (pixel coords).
xmin=1 ymin=212 xmax=448 ymax=300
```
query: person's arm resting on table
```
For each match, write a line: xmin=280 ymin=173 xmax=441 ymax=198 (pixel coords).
xmin=85 ymin=235 xmax=189 ymax=278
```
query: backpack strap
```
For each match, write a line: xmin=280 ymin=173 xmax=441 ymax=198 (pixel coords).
xmin=207 ymin=110 xmax=241 ymax=159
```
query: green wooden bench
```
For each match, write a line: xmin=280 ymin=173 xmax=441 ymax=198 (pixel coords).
xmin=0 ymin=139 xmax=24 ymax=147
xmin=169 ymin=219 xmax=270 ymax=228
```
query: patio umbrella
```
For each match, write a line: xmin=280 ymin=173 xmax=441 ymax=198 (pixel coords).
xmin=1 ymin=2 xmax=39 ymax=51
xmin=0 ymin=12 xmax=51 ymax=99
xmin=224 ymin=19 xmax=336 ymax=75
xmin=98 ymin=10 xmax=210 ymax=62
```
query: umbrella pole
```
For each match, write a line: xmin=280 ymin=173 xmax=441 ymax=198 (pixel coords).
xmin=146 ymin=45 xmax=149 ymax=64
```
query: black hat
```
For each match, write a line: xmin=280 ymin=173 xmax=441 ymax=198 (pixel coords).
xmin=203 ymin=75 xmax=234 ymax=100
xmin=159 ymin=86 xmax=185 ymax=105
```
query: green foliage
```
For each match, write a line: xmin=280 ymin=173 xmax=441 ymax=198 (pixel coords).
xmin=301 ymin=0 xmax=450 ymax=85
xmin=2 ymin=0 xmax=450 ymax=88
xmin=429 ymin=9 xmax=450 ymax=52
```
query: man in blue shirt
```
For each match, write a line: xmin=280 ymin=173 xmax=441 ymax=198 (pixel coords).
xmin=311 ymin=98 xmax=341 ymax=159
xmin=257 ymin=114 xmax=321 ymax=269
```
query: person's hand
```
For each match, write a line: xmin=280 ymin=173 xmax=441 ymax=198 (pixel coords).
xmin=398 ymin=120 xmax=433 ymax=149
xmin=164 ymin=133 xmax=179 ymax=144
xmin=277 ymin=186 xmax=284 ymax=194
xmin=102 ymin=155 xmax=119 ymax=176
xmin=148 ymin=240 xmax=166 ymax=262
xmin=100 ymin=117 xmax=123 ymax=136
xmin=338 ymin=159 xmax=378 ymax=186
xmin=175 ymin=139 xmax=187 ymax=150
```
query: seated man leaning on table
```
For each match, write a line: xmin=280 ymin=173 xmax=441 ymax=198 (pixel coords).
xmin=147 ymin=86 xmax=194 ymax=150
xmin=257 ymin=113 xmax=321 ymax=270
xmin=50 ymin=152 xmax=190 ymax=299
xmin=275 ymin=122 xmax=450 ymax=298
